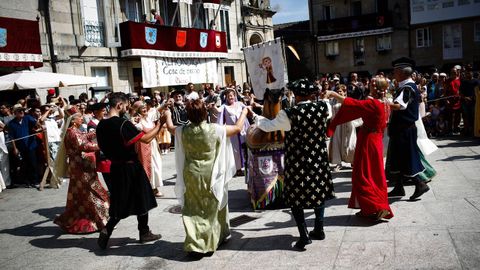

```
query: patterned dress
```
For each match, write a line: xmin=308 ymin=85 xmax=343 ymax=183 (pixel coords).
xmin=54 ymin=128 xmax=109 ymax=234
xmin=283 ymin=102 xmax=335 ymax=208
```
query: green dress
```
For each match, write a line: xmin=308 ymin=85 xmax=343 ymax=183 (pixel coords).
xmin=417 ymin=150 xmax=437 ymax=182
xmin=177 ymin=122 xmax=233 ymax=253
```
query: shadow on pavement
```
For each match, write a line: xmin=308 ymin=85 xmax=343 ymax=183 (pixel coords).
xmin=220 ymin=230 xmax=296 ymax=251
xmin=437 ymin=154 xmax=480 ymax=161
xmin=436 ymin=137 xmax=480 ymax=148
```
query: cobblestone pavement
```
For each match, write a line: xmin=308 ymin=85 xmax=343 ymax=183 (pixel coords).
xmin=0 ymin=137 xmax=479 ymax=269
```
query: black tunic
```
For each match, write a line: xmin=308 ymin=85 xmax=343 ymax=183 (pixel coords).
xmin=96 ymin=116 xmax=157 ymax=219
xmin=283 ymin=102 xmax=335 ymax=208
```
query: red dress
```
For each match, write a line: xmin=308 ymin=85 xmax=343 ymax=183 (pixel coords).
xmin=54 ymin=128 xmax=110 ymax=233
xmin=327 ymin=97 xmax=393 ymax=219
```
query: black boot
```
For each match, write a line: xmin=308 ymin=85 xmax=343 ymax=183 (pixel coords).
xmin=309 ymin=206 xmax=325 ymax=240
xmin=294 ymin=222 xmax=312 ymax=250
xmin=388 ymin=177 xmax=405 ymax=197
xmin=410 ymin=179 xmax=430 ymax=200
xmin=291 ymin=207 xmax=312 ymax=250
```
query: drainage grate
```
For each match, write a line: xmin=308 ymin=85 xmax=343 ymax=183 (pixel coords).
xmin=166 ymin=205 xmax=182 ymax=214
xmin=230 ymin=214 xmax=259 ymax=227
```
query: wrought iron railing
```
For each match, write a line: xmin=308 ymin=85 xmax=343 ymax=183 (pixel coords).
xmin=84 ymin=20 xmax=105 ymax=47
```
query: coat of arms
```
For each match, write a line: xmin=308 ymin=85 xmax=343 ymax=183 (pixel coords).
xmin=215 ymin=33 xmax=221 ymax=48
xmin=258 ymin=156 xmax=273 ymax=175
xmin=0 ymin=28 xmax=7 ymax=48
xmin=176 ymin=30 xmax=187 ymax=48
xmin=145 ymin=27 xmax=157 ymax=45
xmin=199 ymin=32 xmax=208 ymax=48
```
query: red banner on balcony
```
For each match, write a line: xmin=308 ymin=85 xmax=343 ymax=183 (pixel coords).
xmin=0 ymin=17 xmax=43 ymax=68
xmin=120 ymin=21 xmax=228 ymax=59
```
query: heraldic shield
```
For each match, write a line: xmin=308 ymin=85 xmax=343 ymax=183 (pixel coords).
xmin=0 ymin=28 xmax=7 ymax=48
xmin=176 ymin=30 xmax=187 ymax=48
xmin=215 ymin=33 xmax=221 ymax=48
xmin=199 ymin=32 xmax=208 ymax=48
xmin=145 ymin=27 xmax=157 ymax=45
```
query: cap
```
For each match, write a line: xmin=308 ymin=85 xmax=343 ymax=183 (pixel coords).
xmin=439 ymin=72 xmax=447 ymax=77
xmin=288 ymin=79 xmax=317 ymax=96
xmin=332 ymin=76 xmax=340 ymax=81
xmin=185 ymin=91 xmax=200 ymax=101
xmin=13 ymin=104 xmax=25 ymax=112
xmin=392 ymin=57 xmax=416 ymax=69
xmin=47 ymin=88 xmax=55 ymax=95
xmin=432 ymin=72 xmax=439 ymax=77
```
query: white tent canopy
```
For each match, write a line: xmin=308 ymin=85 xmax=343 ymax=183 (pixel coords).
xmin=0 ymin=70 xmax=98 ymax=90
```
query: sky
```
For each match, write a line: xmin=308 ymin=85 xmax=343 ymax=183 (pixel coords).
xmin=270 ymin=0 xmax=309 ymax=25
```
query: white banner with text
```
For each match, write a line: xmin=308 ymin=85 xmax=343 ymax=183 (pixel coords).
xmin=141 ymin=57 xmax=218 ymax=87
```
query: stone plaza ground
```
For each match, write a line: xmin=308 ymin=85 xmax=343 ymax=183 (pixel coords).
xmin=0 ymin=137 xmax=479 ymax=270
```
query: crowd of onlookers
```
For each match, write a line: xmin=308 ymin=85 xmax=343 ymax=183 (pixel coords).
xmin=0 ymin=64 xmax=478 ymax=192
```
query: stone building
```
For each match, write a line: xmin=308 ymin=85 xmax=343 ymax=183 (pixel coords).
xmin=307 ymin=0 xmax=410 ymax=77
xmin=0 ymin=0 xmax=276 ymax=99
xmin=409 ymin=0 xmax=480 ymax=72
xmin=275 ymin=0 xmax=480 ymax=79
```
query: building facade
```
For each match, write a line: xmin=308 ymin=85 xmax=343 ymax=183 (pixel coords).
xmin=308 ymin=0 xmax=410 ymax=77
xmin=0 ymin=0 xmax=275 ymax=99
xmin=409 ymin=0 xmax=480 ymax=72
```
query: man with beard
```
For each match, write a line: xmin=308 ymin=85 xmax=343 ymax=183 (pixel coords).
xmin=96 ymin=92 xmax=163 ymax=249
xmin=169 ymin=89 xmax=190 ymax=126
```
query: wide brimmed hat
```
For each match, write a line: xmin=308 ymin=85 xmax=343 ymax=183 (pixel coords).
xmin=287 ymin=79 xmax=317 ymax=96
xmin=170 ymin=89 xmax=185 ymax=96
xmin=87 ymin=102 xmax=107 ymax=112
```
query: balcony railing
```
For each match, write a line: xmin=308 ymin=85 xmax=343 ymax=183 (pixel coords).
xmin=84 ymin=20 xmax=105 ymax=47
xmin=317 ymin=12 xmax=392 ymax=36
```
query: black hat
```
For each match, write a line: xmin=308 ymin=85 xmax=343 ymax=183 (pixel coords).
xmin=392 ymin=57 xmax=416 ymax=69
xmin=87 ymin=102 xmax=107 ymax=112
xmin=170 ymin=89 xmax=185 ymax=97
xmin=287 ymin=78 xmax=317 ymax=96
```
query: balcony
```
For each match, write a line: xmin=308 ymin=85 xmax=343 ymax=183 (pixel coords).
xmin=317 ymin=12 xmax=393 ymax=42
xmin=119 ymin=21 xmax=228 ymax=59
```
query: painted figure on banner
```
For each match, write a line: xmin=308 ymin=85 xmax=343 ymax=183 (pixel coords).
xmin=260 ymin=57 xmax=277 ymax=84
xmin=200 ymin=32 xmax=208 ymax=48
xmin=176 ymin=30 xmax=187 ymax=48
xmin=145 ymin=27 xmax=157 ymax=45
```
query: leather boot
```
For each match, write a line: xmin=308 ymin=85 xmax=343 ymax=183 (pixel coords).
xmin=294 ymin=222 xmax=312 ymax=250
xmin=139 ymin=230 xmax=162 ymax=243
xmin=388 ymin=177 xmax=405 ymax=197
xmin=410 ymin=179 xmax=430 ymax=200
xmin=309 ymin=220 xmax=325 ymax=240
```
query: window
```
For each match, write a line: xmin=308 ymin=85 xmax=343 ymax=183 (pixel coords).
xmin=220 ymin=9 xmax=231 ymax=49
xmin=124 ymin=0 xmax=143 ymax=22
xmin=351 ymin=1 xmax=362 ymax=16
xmin=443 ymin=24 xmax=462 ymax=59
xmin=416 ymin=28 xmax=432 ymax=47
xmin=475 ymin=21 xmax=480 ymax=42
xmin=191 ymin=0 xmax=207 ymax=29
xmin=353 ymin=38 xmax=365 ymax=65
xmin=458 ymin=0 xmax=471 ymax=5
xmin=377 ymin=35 xmax=392 ymax=51
xmin=323 ymin=5 xmax=335 ymax=20
xmin=83 ymin=0 xmax=105 ymax=47
xmin=158 ymin=0 xmax=179 ymax=26
xmin=442 ymin=1 xmax=454 ymax=8
xmin=325 ymin=41 xmax=339 ymax=56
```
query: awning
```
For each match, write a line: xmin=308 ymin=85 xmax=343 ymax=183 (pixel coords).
xmin=317 ymin=27 xmax=393 ymax=42
xmin=0 ymin=17 xmax=43 ymax=68
xmin=0 ymin=70 xmax=97 ymax=90
xmin=120 ymin=21 xmax=228 ymax=59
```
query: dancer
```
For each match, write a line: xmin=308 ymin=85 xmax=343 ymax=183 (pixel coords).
xmin=387 ymin=57 xmax=429 ymax=200
xmin=249 ymin=79 xmax=335 ymax=250
xmin=217 ymin=88 xmax=250 ymax=176
xmin=327 ymin=77 xmax=393 ymax=220
xmin=96 ymin=93 xmax=162 ymax=249
xmin=165 ymin=99 xmax=248 ymax=256
xmin=54 ymin=113 xmax=109 ymax=233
